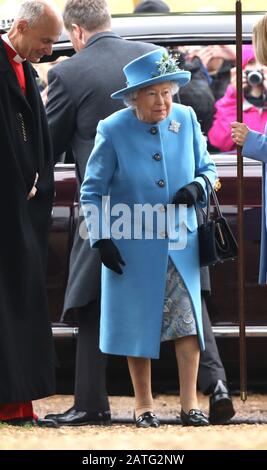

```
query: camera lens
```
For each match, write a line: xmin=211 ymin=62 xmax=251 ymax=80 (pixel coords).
xmin=247 ymin=70 xmax=263 ymax=86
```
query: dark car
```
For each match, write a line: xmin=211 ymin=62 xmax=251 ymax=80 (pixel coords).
xmin=46 ymin=12 xmax=267 ymax=392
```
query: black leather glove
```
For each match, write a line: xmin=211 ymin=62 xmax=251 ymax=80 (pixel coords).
xmin=172 ymin=182 xmax=204 ymax=207
xmin=95 ymin=239 xmax=125 ymax=275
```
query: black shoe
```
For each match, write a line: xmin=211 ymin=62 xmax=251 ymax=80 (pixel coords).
xmin=180 ymin=409 xmax=209 ymax=426
xmin=36 ymin=418 xmax=59 ymax=428
xmin=209 ymin=380 xmax=235 ymax=424
xmin=135 ymin=411 xmax=160 ymax=428
xmin=45 ymin=406 xmax=75 ymax=420
xmin=44 ymin=407 xmax=111 ymax=426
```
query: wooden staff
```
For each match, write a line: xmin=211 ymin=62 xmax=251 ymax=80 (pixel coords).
xmin=236 ymin=0 xmax=247 ymax=401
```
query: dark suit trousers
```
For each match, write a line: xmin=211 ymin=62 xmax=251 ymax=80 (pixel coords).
xmin=198 ymin=296 xmax=227 ymax=392
xmin=74 ymin=301 xmax=110 ymax=413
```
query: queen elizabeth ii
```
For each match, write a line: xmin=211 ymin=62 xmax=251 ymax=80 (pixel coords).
xmin=81 ymin=48 xmax=217 ymax=427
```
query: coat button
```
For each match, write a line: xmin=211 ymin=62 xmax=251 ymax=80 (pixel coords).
xmin=157 ymin=179 xmax=165 ymax=188
xmin=153 ymin=153 xmax=161 ymax=161
xmin=150 ymin=127 xmax=158 ymax=135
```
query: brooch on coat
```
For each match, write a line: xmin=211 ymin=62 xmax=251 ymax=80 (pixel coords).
xmin=168 ymin=120 xmax=181 ymax=133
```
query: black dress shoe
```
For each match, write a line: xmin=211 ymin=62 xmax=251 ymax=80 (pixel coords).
xmin=45 ymin=406 xmax=74 ymax=420
xmin=180 ymin=409 xmax=209 ymax=426
xmin=135 ymin=411 xmax=160 ymax=428
xmin=36 ymin=418 xmax=59 ymax=428
xmin=209 ymin=380 xmax=235 ymax=424
xmin=44 ymin=407 xmax=111 ymax=426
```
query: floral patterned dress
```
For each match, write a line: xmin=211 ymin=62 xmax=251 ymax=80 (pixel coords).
xmin=161 ymin=258 xmax=197 ymax=342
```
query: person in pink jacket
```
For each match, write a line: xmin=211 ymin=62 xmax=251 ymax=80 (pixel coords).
xmin=208 ymin=45 xmax=267 ymax=152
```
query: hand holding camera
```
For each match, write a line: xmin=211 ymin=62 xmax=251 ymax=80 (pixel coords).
xmin=230 ymin=65 xmax=267 ymax=99
xmin=243 ymin=66 xmax=267 ymax=98
xmin=245 ymin=69 xmax=264 ymax=87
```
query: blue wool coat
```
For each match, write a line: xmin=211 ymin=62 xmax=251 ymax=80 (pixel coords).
xmin=81 ymin=104 xmax=217 ymax=358
xmin=243 ymin=128 xmax=267 ymax=284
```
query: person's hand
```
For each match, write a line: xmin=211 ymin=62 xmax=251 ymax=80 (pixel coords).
xmin=27 ymin=172 xmax=39 ymax=200
xmin=206 ymin=45 xmax=236 ymax=62
xmin=231 ymin=122 xmax=250 ymax=146
xmin=187 ymin=46 xmax=213 ymax=68
xmin=172 ymin=182 xmax=204 ymax=207
xmin=243 ymin=64 xmax=266 ymax=97
xmin=95 ymin=239 xmax=125 ymax=275
xmin=187 ymin=45 xmax=235 ymax=70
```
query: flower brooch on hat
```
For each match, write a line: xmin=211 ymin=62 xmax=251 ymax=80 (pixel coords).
xmin=153 ymin=51 xmax=181 ymax=77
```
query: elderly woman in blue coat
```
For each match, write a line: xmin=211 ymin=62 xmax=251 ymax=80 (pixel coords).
xmin=81 ymin=48 xmax=217 ymax=427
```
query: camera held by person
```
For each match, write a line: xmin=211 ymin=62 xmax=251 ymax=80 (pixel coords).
xmin=245 ymin=69 xmax=264 ymax=87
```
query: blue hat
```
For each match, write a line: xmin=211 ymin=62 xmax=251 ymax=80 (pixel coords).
xmin=111 ymin=48 xmax=191 ymax=100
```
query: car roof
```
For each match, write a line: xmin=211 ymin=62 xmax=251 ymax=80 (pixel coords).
xmin=54 ymin=12 xmax=264 ymax=51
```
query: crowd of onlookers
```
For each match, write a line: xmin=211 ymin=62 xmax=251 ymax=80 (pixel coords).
xmin=173 ymin=44 xmax=267 ymax=153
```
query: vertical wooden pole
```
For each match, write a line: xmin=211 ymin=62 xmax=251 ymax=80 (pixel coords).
xmin=236 ymin=0 xmax=247 ymax=401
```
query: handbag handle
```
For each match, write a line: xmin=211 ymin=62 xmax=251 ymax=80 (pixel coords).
xmin=198 ymin=174 xmax=223 ymax=221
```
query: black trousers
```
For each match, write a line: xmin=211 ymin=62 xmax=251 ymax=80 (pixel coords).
xmin=74 ymin=297 xmax=226 ymax=412
xmin=198 ymin=296 xmax=226 ymax=392
xmin=74 ymin=301 xmax=109 ymax=412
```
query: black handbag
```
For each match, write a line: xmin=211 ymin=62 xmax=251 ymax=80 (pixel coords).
xmin=197 ymin=174 xmax=238 ymax=267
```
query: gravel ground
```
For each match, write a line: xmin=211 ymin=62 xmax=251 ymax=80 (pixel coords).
xmin=1 ymin=394 xmax=267 ymax=450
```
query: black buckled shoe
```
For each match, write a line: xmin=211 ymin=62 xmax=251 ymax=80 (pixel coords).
xmin=44 ymin=407 xmax=111 ymax=426
xmin=135 ymin=411 xmax=160 ymax=428
xmin=209 ymin=380 xmax=235 ymax=424
xmin=180 ymin=409 xmax=209 ymax=426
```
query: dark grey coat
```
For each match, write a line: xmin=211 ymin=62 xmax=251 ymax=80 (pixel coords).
xmin=46 ymin=32 xmax=158 ymax=317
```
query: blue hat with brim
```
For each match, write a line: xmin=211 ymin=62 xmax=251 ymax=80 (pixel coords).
xmin=111 ymin=48 xmax=191 ymax=100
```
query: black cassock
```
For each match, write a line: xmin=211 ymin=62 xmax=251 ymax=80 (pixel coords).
xmin=0 ymin=38 xmax=55 ymax=403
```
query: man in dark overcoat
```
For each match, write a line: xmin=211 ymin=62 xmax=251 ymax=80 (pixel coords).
xmin=45 ymin=0 xmax=234 ymax=426
xmin=0 ymin=0 xmax=62 ymax=424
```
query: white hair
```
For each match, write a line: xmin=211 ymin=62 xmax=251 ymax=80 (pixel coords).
xmin=123 ymin=81 xmax=179 ymax=108
xmin=123 ymin=91 xmax=139 ymax=108
xmin=16 ymin=1 xmax=56 ymax=27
